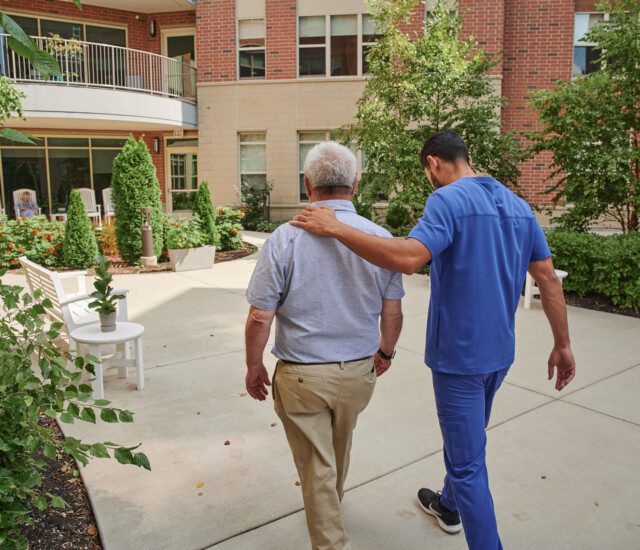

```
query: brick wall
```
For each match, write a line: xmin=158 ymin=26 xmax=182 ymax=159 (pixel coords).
xmin=398 ymin=2 xmax=426 ymax=37
xmin=266 ymin=0 xmax=297 ymax=79
xmin=2 ymin=0 xmax=194 ymax=54
xmin=502 ymin=0 xmax=574 ymax=203
xmin=196 ymin=0 xmax=236 ymax=82
xmin=460 ymin=0 xmax=504 ymax=74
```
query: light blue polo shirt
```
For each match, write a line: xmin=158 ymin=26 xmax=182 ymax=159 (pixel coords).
xmin=408 ymin=176 xmax=551 ymax=375
xmin=246 ymin=200 xmax=404 ymax=364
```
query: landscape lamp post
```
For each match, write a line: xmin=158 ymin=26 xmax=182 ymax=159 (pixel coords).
xmin=140 ymin=207 xmax=157 ymax=266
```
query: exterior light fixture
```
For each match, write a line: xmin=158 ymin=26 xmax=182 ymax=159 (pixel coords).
xmin=149 ymin=20 xmax=157 ymax=37
xmin=152 ymin=137 xmax=160 ymax=154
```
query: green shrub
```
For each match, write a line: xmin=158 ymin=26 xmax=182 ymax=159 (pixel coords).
xmin=111 ymin=137 xmax=164 ymax=263
xmin=0 ymin=275 xmax=150 ymax=549
xmin=165 ymin=216 xmax=206 ymax=249
xmin=215 ymin=207 xmax=244 ymax=251
xmin=546 ymin=230 xmax=640 ymax=311
xmin=256 ymin=220 xmax=287 ymax=233
xmin=193 ymin=182 xmax=218 ymax=246
xmin=240 ymin=183 xmax=272 ymax=230
xmin=0 ymin=216 xmax=64 ymax=269
xmin=62 ymin=190 xmax=99 ymax=269
xmin=385 ymin=202 xmax=412 ymax=228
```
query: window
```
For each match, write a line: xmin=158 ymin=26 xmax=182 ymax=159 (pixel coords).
xmin=299 ymin=16 xmax=326 ymax=76
xmin=331 ymin=15 xmax=357 ymax=76
xmin=238 ymin=19 xmax=265 ymax=79
xmin=573 ymin=13 xmax=605 ymax=77
xmin=362 ymin=15 xmax=383 ymax=74
xmin=239 ymin=133 xmax=267 ymax=191
xmin=169 ymin=152 xmax=198 ymax=211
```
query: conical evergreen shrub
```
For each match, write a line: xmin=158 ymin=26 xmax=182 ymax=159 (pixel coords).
xmin=193 ymin=181 xmax=218 ymax=246
xmin=111 ymin=136 xmax=164 ymax=263
xmin=63 ymin=189 xmax=99 ymax=269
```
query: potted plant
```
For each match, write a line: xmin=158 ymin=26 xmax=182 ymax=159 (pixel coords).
xmin=88 ymin=256 xmax=124 ymax=332
xmin=166 ymin=215 xmax=216 ymax=272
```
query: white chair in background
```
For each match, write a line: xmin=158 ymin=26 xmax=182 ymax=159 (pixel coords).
xmin=12 ymin=188 xmax=42 ymax=219
xmin=102 ymin=187 xmax=115 ymax=225
xmin=18 ymin=256 xmax=130 ymax=358
xmin=77 ymin=188 xmax=102 ymax=227
xmin=524 ymin=270 xmax=569 ymax=309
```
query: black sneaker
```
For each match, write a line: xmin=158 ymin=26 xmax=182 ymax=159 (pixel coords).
xmin=417 ymin=488 xmax=462 ymax=534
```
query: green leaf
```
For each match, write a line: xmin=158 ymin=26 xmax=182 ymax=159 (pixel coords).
xmin=80 ymin=407 xmax=96 ymax=424
xmin=71 ymin=0 xmax=83 ymax=9
xmin=89 ymin=443 xmax=110 ymax=458
xmin=50 ymin=495 xmax=67 ymax=509
xmin=0 ymin=128 xmax=34 ymax=144
xmin=118 ymin=410 xmax=134 ymax=423
xmin=133 ymin=452 xmax=151 ymax=471
xmin=99 ymin=408 xmax=118 ymax=423
xmin=114 ymin=447 xmax=134 ymax=465
xmin=31 ymin=49 xmax=63 ymax=79
xmin=93 ymin=399 xmax=111 ymax=407
xmin=59 ymin=412 xmax=74 ymax=424
xmin=43 ymin=442 xmax=57 ymax=460
xmin=1 ymin=14 xmax=36 ymax=50
xmin=33 ymin=495 xmax=48 ymax=511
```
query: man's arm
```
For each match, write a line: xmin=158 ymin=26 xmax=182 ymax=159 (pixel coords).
xmin=244 ymin=305 xmax=276 ymax=400
xmin=291 ymin=206 xmax=431 ymax=275
xmin=528 ymin=257 xmax=576 ymax=391
xmin=375 ymin=299 xmax=404 ymax=376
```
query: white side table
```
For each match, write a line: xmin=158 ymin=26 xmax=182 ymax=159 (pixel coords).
xmin=70 ymin=322 xmax=145 ymax=399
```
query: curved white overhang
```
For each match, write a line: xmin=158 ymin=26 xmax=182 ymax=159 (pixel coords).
xmin=12 ymin=83 xmax=197 ymax=131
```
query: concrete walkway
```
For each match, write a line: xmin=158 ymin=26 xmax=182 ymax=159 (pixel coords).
xmin=5 ymin=233 xmax=640 ymax=550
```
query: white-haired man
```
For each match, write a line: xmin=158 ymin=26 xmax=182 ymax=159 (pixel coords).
xmin=244 ymin=141 xmax=404 ymax=549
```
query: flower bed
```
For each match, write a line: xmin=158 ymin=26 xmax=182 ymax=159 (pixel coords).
xmin=0 ymin=216 xmax=64 ymax=269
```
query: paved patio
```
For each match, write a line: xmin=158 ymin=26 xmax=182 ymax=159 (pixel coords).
xmin=6 ymin=231 xmax=640 ymax=549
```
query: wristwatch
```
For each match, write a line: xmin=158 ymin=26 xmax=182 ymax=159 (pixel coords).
xmin=377 ymin=348 xmax=396 ymax=361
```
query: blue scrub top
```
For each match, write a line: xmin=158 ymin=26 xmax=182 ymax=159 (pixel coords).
xmin=408 ymin=176 xmax=551 ymax=375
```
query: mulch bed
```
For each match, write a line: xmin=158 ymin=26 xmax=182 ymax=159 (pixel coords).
xmin=22 ymin=417 xmax=102 ymax=550
xmin=564 ymin=292 xmax=639 ymax=319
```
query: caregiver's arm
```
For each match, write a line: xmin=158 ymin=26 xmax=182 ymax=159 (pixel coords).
xmin=291 ymin=206 xmax=431 ymax=275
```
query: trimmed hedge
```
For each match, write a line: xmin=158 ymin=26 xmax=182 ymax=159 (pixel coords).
xmin=62 ymin=190 xmax=99 ymax=269
xmin=546 ymin=231 xmax=640 ymax=311
xmin=193 ymin=181 xmax=218 ymax=246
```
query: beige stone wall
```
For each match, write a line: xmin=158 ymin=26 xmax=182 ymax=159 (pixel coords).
xmin=197 ymin=78 xmax=368 ymax=216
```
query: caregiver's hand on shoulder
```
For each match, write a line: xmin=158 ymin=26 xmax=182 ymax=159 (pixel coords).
xmin=290 ymin=206 xmax=341 ymax=237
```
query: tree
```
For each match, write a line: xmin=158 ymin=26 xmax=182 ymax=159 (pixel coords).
xmin=193 ymin=181 xmax=218 ymax=246
xmin=529 ymin=0 xmax=639 ymax=232
xmin=111 ymin=137 xmax=164 ymax=262
xmin=62 ymin=189 xmax=99 ymax=269
xmin=334 ymin=0 xmax=522 ymax=220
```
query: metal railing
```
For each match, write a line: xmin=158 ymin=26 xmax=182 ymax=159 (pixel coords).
xmin=0 ymin=35 xmax=197 ymax=101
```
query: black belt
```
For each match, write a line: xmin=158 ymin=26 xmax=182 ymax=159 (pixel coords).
xmin=281 ymin=355 xmax=372 ymax=366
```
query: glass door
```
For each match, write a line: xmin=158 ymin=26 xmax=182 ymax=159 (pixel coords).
xmin=163 ymin=29 xmax=196 ymax=97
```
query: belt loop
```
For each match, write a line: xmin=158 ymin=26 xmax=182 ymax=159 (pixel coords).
xmin=339 ymin=361 xmax=345 ymax=371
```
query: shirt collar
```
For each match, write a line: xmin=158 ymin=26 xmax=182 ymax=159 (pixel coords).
xmin=311 ymin=199 xmax=356 ymax=212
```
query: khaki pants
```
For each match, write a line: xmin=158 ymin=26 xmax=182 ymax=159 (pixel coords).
xmin=273 ymin=357 xmax=377 ymax=550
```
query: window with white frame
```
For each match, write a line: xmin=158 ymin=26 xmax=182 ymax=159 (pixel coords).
xmin=238 ymin=19 xmax=266 ymax=79
xmin=573 ymin=12 xmax=605 ymax=77
xmin=239 ymin=133 xmax=267 ymax=191
xmin=299 ymin=14 xmax=385 ymax=78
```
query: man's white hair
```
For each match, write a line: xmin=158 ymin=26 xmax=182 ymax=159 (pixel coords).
xmin=303 ymin=141 xmax=357 ymax=191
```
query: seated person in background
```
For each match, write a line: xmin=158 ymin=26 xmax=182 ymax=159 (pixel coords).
xmin=16 ymin=191 xmax=36 ymax=218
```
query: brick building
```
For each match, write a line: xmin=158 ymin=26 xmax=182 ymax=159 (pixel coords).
xmin=0 ymin=0 xmax=602 ymax=220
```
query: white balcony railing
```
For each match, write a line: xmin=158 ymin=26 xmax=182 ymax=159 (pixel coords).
xmin=0 ymin=35 xmax=197 ymax=101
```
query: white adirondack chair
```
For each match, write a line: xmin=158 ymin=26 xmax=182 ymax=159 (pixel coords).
xmin=102 ymin=187 xmax=115 ymax=225
xmin=523 ymin=269 xmax=569 ymax=309
xmin=13 ymin=188 xmax=42 ymax=219
xmin=77 ymin=188 xmax=102 ymax=227
xmin=18 ymin=257 xmax=130 ymax=358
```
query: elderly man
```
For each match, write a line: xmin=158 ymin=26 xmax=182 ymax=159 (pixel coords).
xmin=292 ymin=131 xmax=576 ymax=550
xmin=244 ymin=141 xmax=404 ymax=550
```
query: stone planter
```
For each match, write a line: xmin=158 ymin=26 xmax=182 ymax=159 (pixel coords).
xmin=168 ymin=245 xmax=216 ymax=272
xmin=99 ymin=311 xmax=117 ymax=333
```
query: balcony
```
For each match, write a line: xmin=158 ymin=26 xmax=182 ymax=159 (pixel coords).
xmin=1 ymin=35 xmax=197 ymax=130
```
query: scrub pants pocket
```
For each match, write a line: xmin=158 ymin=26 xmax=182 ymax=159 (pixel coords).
xmin=438 ymin=412 xmax=473 ymax=466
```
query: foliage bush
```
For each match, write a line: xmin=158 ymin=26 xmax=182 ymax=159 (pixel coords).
xmin=385 ymin=202 xmax=412 ymax=229
xmin=95 ymin=223 xmax=119 ymax=257
xmin=111 ymin=137 xmax=164 ymax=263
xmin=0 ymin=276 xmax=150 ymax=549
xmin=193 ymin=182 xmax=218 ymax=246
xmin=546 ymin=230 xmax=640 ymax=311
xmin=62 ymin=190 xmax=99 ymax=269
xmin=255 ymin=220 xmax=287 ymax=233
xmin=215 ymin=207 xmax=244 ymax=251
xmin=240 ymin=183 xmax=273 ymax=230
xmin=165 ymin=216 xmax=206 ymax=250
xmin=0 ymin=216 xmax=64 ymax=269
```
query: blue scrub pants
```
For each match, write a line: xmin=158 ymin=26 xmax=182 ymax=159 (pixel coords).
xmin=431 ymin=368 xmax=510 ymax=550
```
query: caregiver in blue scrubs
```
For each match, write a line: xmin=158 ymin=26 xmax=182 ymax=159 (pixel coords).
xmin=291 ymin=130 xmax=576 ymax=550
